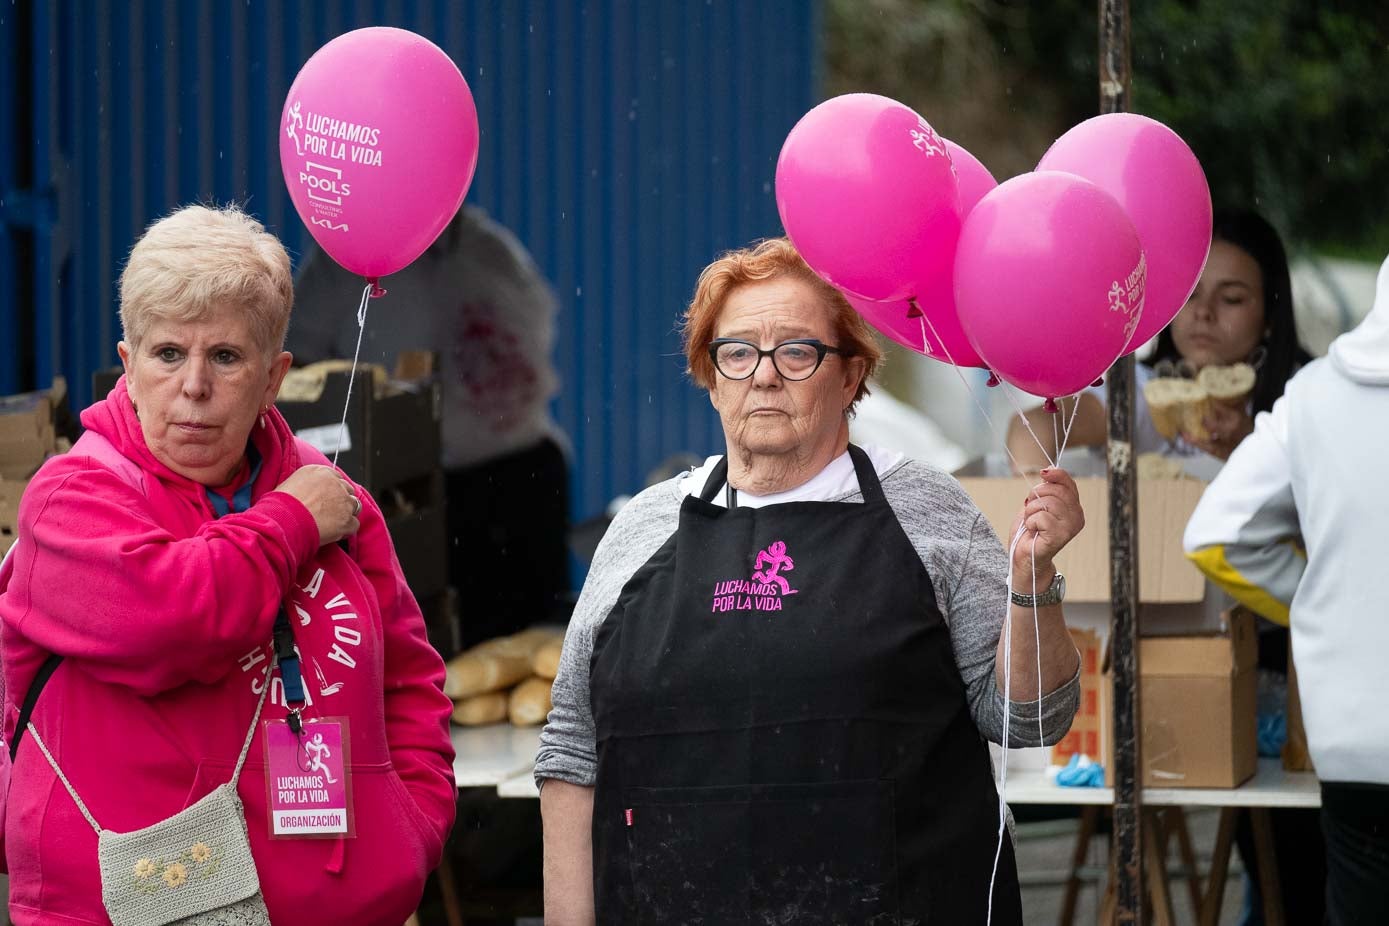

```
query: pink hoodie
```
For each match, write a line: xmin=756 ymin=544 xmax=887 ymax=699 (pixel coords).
xmin=1 ymin=379 xmax=455 ymax=924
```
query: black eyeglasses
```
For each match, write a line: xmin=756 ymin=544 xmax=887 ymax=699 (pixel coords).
xmin=707 ymin=338 xmax=844 ymax=381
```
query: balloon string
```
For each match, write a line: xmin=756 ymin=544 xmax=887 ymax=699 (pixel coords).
xmin=998 ymin=380 xmax=1061 ymax=472
xmin=907 ymin=308 xmax=1064 ymax=924
xmin=1057 ymin=394 xmax=1084 ymax=458
xmin=331 ymin=283 xmax=373 ymax=469
xmin=986 ymin=519 xmax=1057 ymax=926
xmin=914 ymin=308 xmax=1033 ymax=477
xmin=988 ymin=520 xmax=1026 ymax=925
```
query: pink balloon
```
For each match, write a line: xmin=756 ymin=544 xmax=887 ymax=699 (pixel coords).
xmin=776 ymin=94 xmax=961 ymax=303
xmin=844 ymin=291 xmax=985 ymax=368
xmin=280 ymin=28 xmax=480 ymax=281
xmin=1037 ymin=113 xmax=1211 ymax=353
xmin=843 ymin=139 xmax=995 ymax=368
xmin=945 ymin=139 xmax=998 ymax=216
xmin=955 ymin=171 xmax=1146 ymax=400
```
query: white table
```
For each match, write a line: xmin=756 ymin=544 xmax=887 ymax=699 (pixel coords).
xmin=451 ymin=721 xmax=1320 ymax=807
xmin=1002 ymin=757 xmax=1320 ymax=808
xmin=1005 ymin=759 xmax=1320 ymax=926
xmin=451 ymin=724 xmax=542 ymax=788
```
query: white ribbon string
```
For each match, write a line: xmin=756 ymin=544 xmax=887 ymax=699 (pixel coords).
xmin=987 ymin=518 xmax=1051 ymax=926
xmin=909 ymin=301 xmax=1083 ymax=924
xmin=914 ymin=310 xmax=1033 ymax=476
xmin=331 ymin=283 xmax=374 ymax=469
xmin=998 ymin=383 xmax=1058 ymax=473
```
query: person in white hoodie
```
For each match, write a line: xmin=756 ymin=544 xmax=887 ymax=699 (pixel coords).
xmin=1185 ymin=252 xmax=1389 ymax=926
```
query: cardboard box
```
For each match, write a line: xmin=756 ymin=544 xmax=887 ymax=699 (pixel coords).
xmin=0 ymin=397 xmax=56 ymax=481
xmin=1282 ymin=642 xmax=1315 ymax=773
xmin=0 ymin=379 xmax=70 ymax=481
xmin=276 ymin=368 xmax=441 ymax=495
xmin=956 ymin=475 xmax=1208 ymax=604
xmin=0 ymin=478 xmax=26 ymax=555
xmin=1050 ymin=627 xmax=1104 ymax=765
xmin=1097 ymin=608 xmax=1258 ymax=788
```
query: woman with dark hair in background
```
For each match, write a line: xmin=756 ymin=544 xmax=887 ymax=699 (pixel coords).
xmin=1009 ymin=207 xmax=1322 ymax=924
xmin=1007 ymin=208 xmax=1313 ymax=474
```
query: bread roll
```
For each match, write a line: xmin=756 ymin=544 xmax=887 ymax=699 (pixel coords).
xmin=451 ymin=692 xmax=509 ymax=726
xmin=485 ymin=627 xmax=560 ymax=659
xmin=531 ymin=639 xmax=563 ymax=680
xmin=1136 ymin=452 xmax=1185 ymax=480
xmin=508 ymin=677 xmax=554 ymax=727
xmin=1143 ymin=377 xmax=1209 ymax=442
xmin=1197 ymin=362 xmax=1256 ymax=402
xmin=444 ymin=628 xmax=564 ymax=699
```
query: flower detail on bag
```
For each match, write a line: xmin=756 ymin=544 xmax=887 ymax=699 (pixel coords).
xmin=163 ymin=862 xmax=189 ymax=887
xmin=128 ymin=844 xmax=225 ymax=893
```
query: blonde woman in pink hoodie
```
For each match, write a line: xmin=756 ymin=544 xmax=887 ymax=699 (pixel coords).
xmin=0 ymin=205 xmax=455 ymax=923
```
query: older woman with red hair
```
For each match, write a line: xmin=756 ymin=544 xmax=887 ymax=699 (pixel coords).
xmin=536 ymin=237 xmax=1085 ymax=925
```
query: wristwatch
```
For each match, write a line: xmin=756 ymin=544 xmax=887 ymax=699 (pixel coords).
xmin=1010 ymin=572 xmax=1066 ymax=608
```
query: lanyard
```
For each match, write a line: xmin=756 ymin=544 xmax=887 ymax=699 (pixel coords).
xmin=204 ymin=446 xmax=304 ymax=731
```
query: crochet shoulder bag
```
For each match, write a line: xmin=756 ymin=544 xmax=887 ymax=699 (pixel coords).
xmin=25 ymin=664 xmax=273 ymax=925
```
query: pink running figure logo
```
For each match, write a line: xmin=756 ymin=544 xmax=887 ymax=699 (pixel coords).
xmin=752 ymin=540 xmax=798 ymax=595
xmin=709 ymin=540 xmax=801 ymax=613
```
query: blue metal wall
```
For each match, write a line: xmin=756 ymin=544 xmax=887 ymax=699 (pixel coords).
xmin=0 ymin=0 xmax=821 ymax=522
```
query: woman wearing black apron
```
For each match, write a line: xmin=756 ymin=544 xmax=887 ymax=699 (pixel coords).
xmin=538 ymin=239 xmax=1085 ymax=924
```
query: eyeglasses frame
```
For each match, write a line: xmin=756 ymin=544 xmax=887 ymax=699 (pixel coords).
xmin=707 ymin=337 xmax=845 ymax=382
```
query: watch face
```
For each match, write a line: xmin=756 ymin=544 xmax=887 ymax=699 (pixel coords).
xmin=1053 ymin=573 xmax=1066 ymax=601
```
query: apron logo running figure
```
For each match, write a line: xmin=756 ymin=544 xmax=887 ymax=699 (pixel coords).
xmin=710 ymin=539 xmax=800 ymax=613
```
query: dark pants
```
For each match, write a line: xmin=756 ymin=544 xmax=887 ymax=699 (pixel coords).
xmin=1236 ymin=625 xmax=1327 ymax=925
xmin=1322 ymin=782 xmax=1389 ymax=925
xmin=445 ymin=436 xmax=570 ymax=648
xmin=1235 ymin=807 xmax=1326 ymax=925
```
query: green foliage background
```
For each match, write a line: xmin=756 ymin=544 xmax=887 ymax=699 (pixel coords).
xmin=826 ymin=0 xmax=1389 ymax=259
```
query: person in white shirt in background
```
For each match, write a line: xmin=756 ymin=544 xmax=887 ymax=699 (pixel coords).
xmin=1185 ymin=253 xmax=1389 ymax=926
xmin=849 ymin=377 xmax=970 ymax=473
xmin=290 ymin=206 xmax=572 ymax=647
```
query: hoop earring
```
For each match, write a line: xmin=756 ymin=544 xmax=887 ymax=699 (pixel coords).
xmin=1247 ymin=345 xmax=1268 ymax=371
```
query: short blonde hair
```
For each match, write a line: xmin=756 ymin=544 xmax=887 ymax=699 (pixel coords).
xmin=119 ymin=204 xmax=293 ymax=355
xmin=682 ymin=237 xmax=882 ymax=411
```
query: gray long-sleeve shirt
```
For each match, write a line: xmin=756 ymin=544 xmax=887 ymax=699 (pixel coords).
xmin=535 ymin=455 xmax=1079 ymax=788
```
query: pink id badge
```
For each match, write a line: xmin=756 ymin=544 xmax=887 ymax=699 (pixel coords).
xmin=263 ymin=716 xmax=355 ymax=838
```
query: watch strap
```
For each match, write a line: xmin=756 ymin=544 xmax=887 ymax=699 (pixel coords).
xmin=1010 ymin=571 xmax=1064 ymax=607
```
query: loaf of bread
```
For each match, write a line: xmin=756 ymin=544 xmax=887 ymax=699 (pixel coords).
xmin=444 ymin=628 xmax=564 ymax=700
xmin=531 ymin=639 xmax=563 ymax=680
xmin=1197 ymin=362 xmax=1256 ymax=402
xmin=1136 ymin=452 xmax=1186 ymax=480
xmin=445 ymin=648 xmax=531 ymax=700
xmin=1143 ymin=377 xmax=1209 ymax=443
xmin=508 ymin=677 xmax=554 ymax=727
xmin=451 ymin=692 xmax=509 ymax=726
xmin=484 ymin=627 xmax=561 ymax=659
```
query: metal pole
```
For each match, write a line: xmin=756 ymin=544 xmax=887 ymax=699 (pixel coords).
xmin=1098 ymin=0 xmax=1143 ymax=923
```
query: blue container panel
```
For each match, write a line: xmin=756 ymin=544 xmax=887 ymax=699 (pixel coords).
xmin=1 ymin=0 xmax=819 ymax=523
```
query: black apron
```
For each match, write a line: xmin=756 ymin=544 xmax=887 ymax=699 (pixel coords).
xmin=590 ymin=445 xmax=1022 ymax=924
